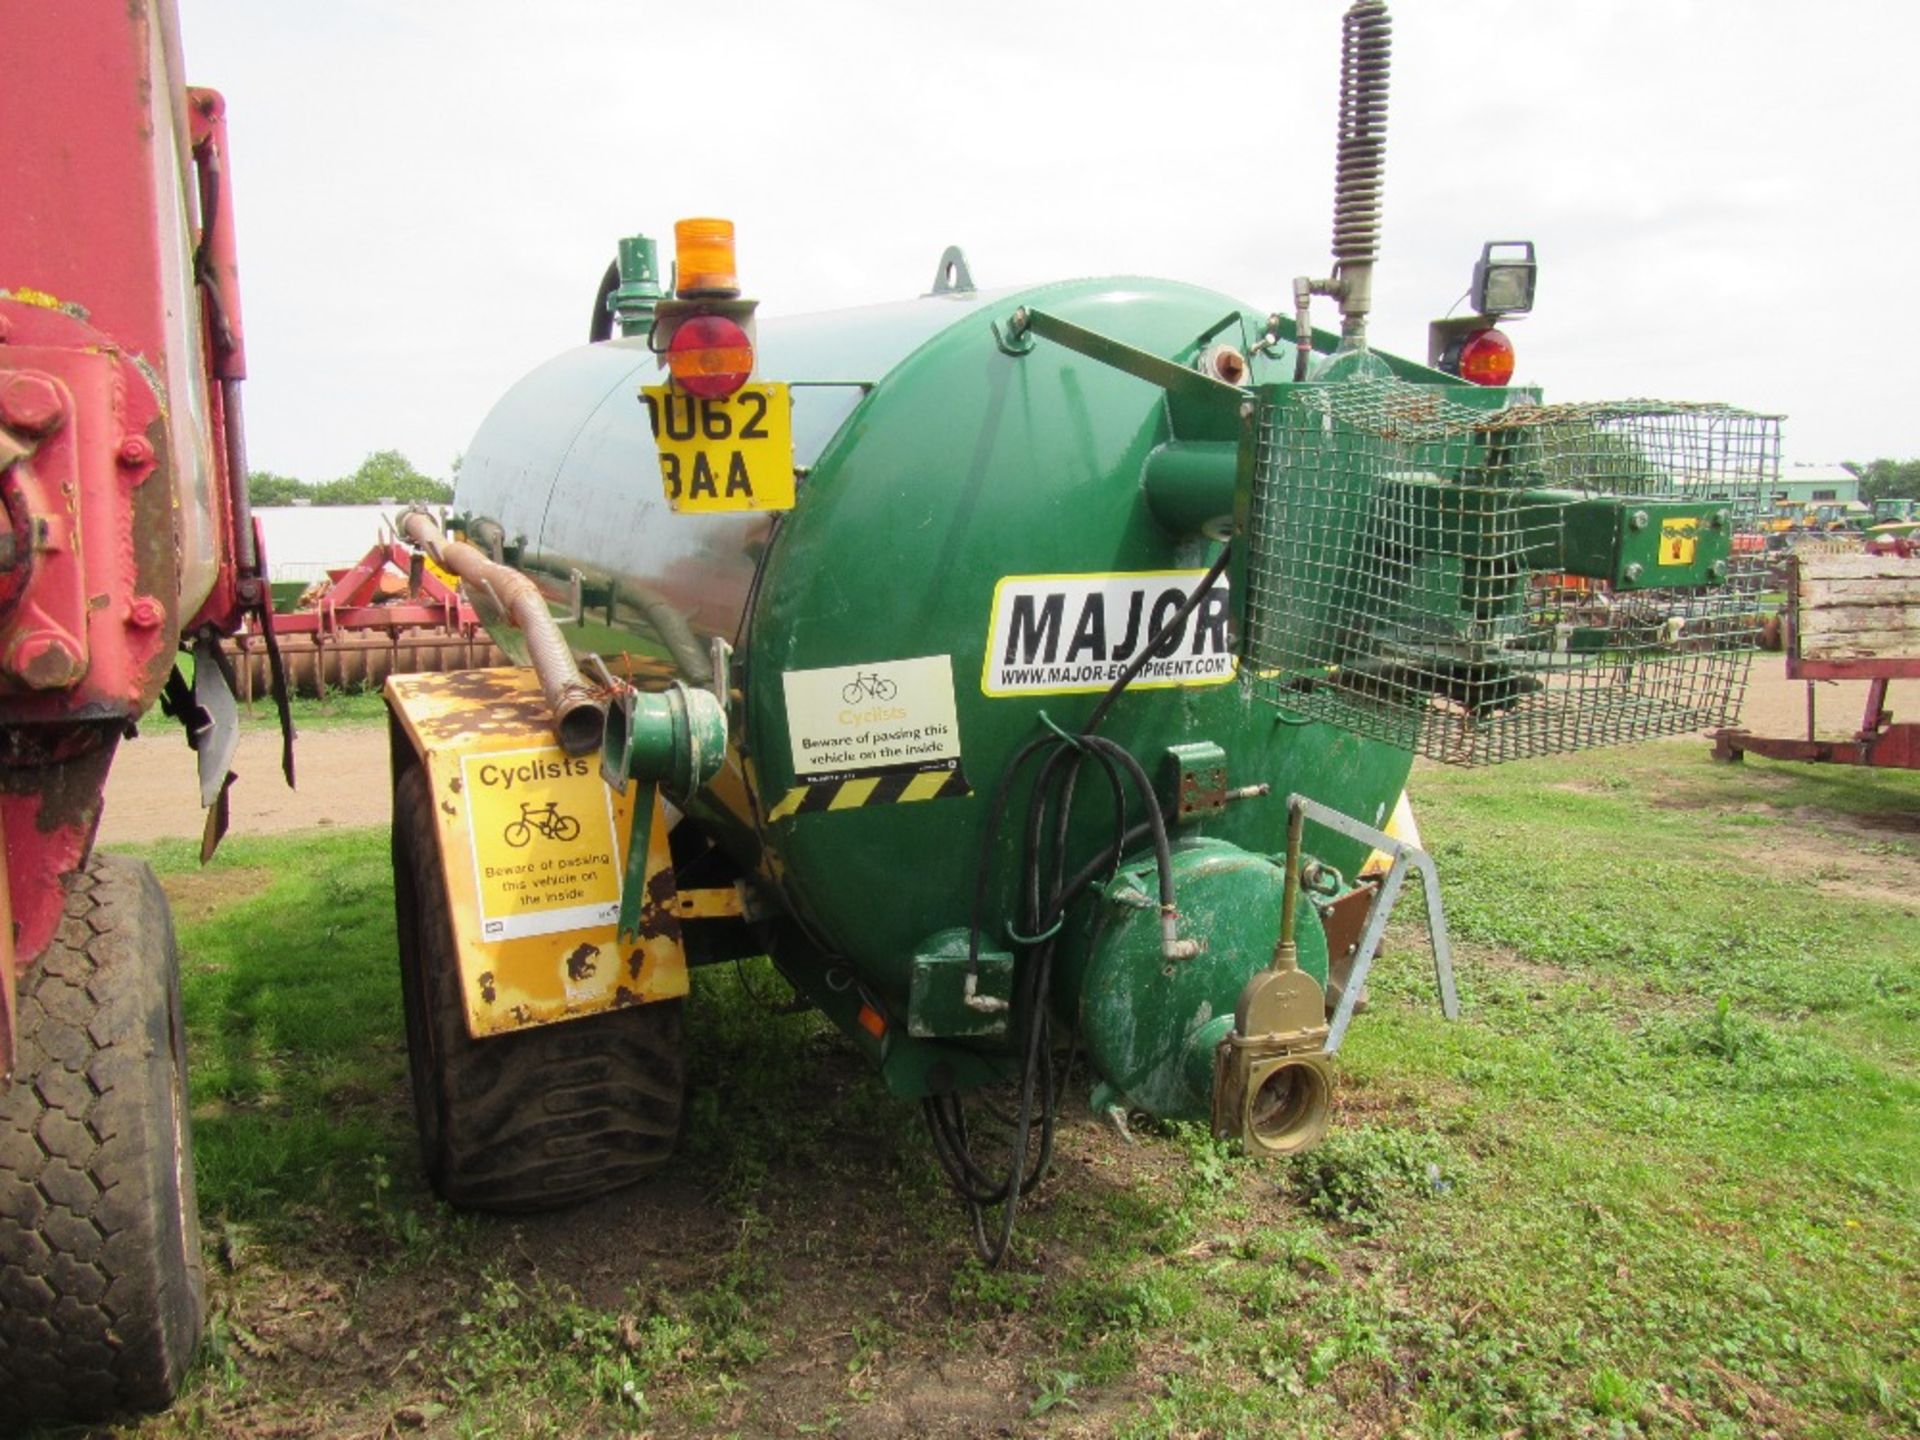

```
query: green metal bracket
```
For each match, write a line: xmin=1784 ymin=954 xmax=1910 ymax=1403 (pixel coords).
xmin=1163 ymin=741 xmax=1229 ymax=822
xmin=769 ymin=929 xmax=1017 ymax=1099
xmin=907 ymin=928 xmax=1013 ymax=1041
xmin=1004 ymin=306 xmax=1247 ymax=412
xmin=1550 ymin=496 xmax=1735 ymax=590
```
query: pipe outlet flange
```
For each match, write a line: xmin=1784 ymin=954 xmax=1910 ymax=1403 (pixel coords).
xmin=600 ymin=680 xmax=728 ymax=803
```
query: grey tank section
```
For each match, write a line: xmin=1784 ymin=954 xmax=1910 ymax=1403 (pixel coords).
xmin=453 ymin=288 xmax=1015 ymax=681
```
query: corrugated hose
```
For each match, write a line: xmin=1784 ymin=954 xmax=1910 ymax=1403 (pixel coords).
xmin=396 ymin=507 xmax=606 ymax=756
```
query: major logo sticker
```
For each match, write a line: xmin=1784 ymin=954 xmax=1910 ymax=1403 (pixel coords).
xmin=770 ymin=655 xmax=970 ymax=821
xmin=461 ymin=747 xmax=625 ymax=941
xmin=982 ymin=570 xmax=1236 ymax=697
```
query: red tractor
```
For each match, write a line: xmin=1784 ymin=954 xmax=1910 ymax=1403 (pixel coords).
xmin=0 ymin=0 xmax=284 ymax=1423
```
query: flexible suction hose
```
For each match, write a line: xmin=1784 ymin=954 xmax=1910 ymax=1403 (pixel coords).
xmin=397 ymin=508 xmax=606 ymax=756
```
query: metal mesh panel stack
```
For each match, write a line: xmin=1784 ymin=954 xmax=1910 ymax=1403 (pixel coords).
xmin=1242 ymin=378 xmax=1778 ymax=765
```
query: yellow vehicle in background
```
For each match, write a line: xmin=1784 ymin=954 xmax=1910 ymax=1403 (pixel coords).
xmin=1765 ymin=498 xmax=1867 ymax=534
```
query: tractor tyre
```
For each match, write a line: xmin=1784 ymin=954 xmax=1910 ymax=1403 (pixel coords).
xmin=391 ymin=764 xmax=684 ymax=1212
xmin=0 ymin=857 xmax=205 ymax=1427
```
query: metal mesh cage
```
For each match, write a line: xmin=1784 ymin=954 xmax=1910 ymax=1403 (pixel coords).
xmin=1243 ymin=379 xmax=1778 ymax=765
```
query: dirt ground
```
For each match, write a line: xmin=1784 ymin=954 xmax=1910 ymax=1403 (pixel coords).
xmin=1731 ymin=665 xmax=1920 ymax=743
xmin=95 ymin=666 xmax=1920 ymax=846
xmin=99 ymin=725 xmax=393 ymax=845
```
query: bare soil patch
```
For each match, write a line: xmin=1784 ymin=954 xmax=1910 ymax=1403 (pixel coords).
xmin=101 ymin=725 xmax=391 ymax=845
xmin=1733 ymin=663 xmax=1920 ymax=741
xmin=158 ymin=866 xmax=278 ymax=925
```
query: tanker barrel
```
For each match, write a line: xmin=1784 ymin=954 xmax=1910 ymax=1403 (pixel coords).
xmin=396 ymin=508 xmax=605 ymax=756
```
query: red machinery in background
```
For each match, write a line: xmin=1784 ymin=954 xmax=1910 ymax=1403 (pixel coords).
xmin=225 ymin=538 xmax=506 ymax=699
xmin=0 ymin=0 xmax=288 ymax=1424
xmin=1713 ymin=545 xmax=1920 ymax=770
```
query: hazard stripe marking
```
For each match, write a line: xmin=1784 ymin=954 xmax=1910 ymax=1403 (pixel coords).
xmin=767 ymin=766 xmax=972 ymax=823
xmin=828 ymin=776 xmax=882 ymax=810
xmin=900 ymin=770 xmax=949 ymax=802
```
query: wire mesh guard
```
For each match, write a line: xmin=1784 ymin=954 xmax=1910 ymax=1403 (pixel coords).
xmin=1243 ymin=379 xmax=1778 ymax=765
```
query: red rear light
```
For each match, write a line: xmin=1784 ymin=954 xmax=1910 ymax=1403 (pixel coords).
xmin=667 ymin=315 xmax=753 ymax=399
xmin=1458 ymin=327 xmax=1515 ymax=387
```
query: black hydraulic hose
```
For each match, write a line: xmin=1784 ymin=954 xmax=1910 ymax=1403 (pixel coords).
xmin=1058 ymin=821 xmax=1157 ymax=916
xmin=588 ymin=258 xmax=619 ymax=343
xmin=1080 ymin=735 xmax=1178 ymax=935
xmin=964 ymin=736 xmax=1056 ymax=976
xmin=1022 ymin=742 xmax=1125 ymax=942
xmin=1083 ymin=543 xmax=1234 ymax=734
xmin=933 ymin=542 xmax=1235 ymax=1263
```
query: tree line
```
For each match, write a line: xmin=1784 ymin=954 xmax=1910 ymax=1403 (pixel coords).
xmin=1846 ymin=459 xmax=1920 ymax=503
xmin=249 ymin=449 xmax=453 ymax=506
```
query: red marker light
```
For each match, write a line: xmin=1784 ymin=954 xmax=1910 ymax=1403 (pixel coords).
xmin=1458 ymin=327 xmax=1516 ymax=387
xmin=666 ymin=315 xmax=754 ymax=398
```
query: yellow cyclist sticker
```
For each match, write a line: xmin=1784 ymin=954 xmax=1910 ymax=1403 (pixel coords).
xmin=460 ymin=747 xmax=624 ymax=942
xmin=1659 ymin=518 xmax=1699 ymax=566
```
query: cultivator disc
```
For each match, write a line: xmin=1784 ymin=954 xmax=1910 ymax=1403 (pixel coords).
xmin=1242 ymin=378 xmax=1779 ymax=764
xmin=220 ymin=538 xmax=508 ymax=698
xmin=223 ymin=631 xmax=507 ymax=700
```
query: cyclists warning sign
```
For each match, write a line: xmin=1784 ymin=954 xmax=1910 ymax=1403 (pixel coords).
xmin=460 ymin=747 xmax=624 ymax=942
xmin=781 ymin=654 xmax=962 ymax=783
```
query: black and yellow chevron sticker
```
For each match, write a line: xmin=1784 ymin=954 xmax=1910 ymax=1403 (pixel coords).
xmin=767 ymin=766 xmax=971 ymax=822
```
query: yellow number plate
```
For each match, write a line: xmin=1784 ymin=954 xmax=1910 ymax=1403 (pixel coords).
xmin=640 ymin=383 xmax=794 ymax=513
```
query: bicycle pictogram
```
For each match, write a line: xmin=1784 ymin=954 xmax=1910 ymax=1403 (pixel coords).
xmin=841 ymin=670 xmax=898 ymax=705
xmin=502 ymin=800 xmax=581 ymax=848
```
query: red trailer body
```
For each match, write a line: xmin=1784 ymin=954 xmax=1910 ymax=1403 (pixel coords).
xmin=1712 ymin=550 xmax=1920 ymax=769
xmin=0 ymin=0 xmax=271 ymax=1422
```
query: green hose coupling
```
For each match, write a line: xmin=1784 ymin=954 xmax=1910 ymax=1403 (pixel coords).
xmin=600 ymin=680 xmax=727 ymax=801
xmin=602 ymin=681 xmax=727 ymax=943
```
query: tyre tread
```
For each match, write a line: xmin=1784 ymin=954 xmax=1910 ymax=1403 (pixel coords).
xmin=392 ymin=766 xmax=683 ymax=1213
xmin=0 ymin=857 xmax=204 ymax=1426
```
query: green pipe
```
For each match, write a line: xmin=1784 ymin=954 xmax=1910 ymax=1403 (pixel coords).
xmin=612 ymin=234 xmax=664 ymax=338
xmin=1142 ymin=441 xmax=1239 ymax=538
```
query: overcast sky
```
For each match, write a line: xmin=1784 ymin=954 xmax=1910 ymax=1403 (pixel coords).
xmin=175 ymin=0 xmax=1916 ymax=482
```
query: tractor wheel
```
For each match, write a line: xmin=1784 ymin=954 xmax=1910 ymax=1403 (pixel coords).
xmin=391 ymin=764 xmax=684 ymax=1212
xmin=0 ymin=857 xmax=205 ymax=1427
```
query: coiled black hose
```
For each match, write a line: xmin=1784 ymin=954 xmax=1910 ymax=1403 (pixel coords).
xmin=926 ymin=545 xmax=1234 ymax=1265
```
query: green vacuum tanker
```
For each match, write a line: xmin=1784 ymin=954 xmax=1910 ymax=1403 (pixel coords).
xmin=383 ymin=1 xmax=1775 ymax=1260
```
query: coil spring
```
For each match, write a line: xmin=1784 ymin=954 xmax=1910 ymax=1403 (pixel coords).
xmin=1332 ymin=0 xmax=1392 ymax=264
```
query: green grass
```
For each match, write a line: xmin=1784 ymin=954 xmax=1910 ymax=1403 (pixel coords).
xmin=90 ymin=739 xmax=1920 ymax=1438
xmin=175 ymin=642 xmax=391 ymax=731
xmin=236 ymin=684 xmax=389 ymax=730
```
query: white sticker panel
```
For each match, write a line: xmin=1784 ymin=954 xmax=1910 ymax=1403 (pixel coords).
xmin=982 ymin=570 xmax=1236 ymax=697
xmin=782 ymin=654 xmax=963 ymax=783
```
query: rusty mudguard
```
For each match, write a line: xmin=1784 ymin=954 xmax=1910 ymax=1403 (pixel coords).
xmin=384 ymin=666 xmax=687 ymax=1039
